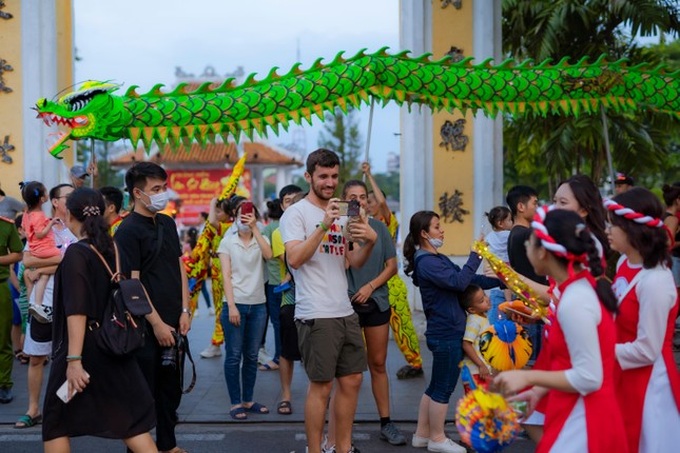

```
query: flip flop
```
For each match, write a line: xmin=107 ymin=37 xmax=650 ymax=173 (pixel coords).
xmin=229 ymin=407 xmax=247 ymax=420
xmin=244 ymin=402 xmax=269 ymax=414
xmin=277 ymin=400 xmax=292 ymax=415
xmin=14 ymin=414 xmax=42 ymax=429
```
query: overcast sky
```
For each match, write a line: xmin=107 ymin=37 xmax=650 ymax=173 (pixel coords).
xmin=73 ymin=0 xmax=402 ymax=173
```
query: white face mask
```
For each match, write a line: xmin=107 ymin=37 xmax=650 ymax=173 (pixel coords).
xmin=428 ymin=237 xmax=444 ymax=249
xmin=236 ymin=221 xmax=251 ymax=233
xmin=140 ymin=190 xmax=169 ymax=213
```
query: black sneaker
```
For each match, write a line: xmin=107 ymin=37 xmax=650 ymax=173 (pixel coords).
xmin=396 ymin=365 xmax=424 ymax=379
xmin=380 ymin=422 xmax=407 ymax=445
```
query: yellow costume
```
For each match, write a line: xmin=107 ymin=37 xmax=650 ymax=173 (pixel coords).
xmin=385 ymin=213 xmax=423 ymax=371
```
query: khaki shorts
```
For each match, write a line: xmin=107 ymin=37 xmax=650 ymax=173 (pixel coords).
xmin=296 ymin=313 xmax=367 ymax=382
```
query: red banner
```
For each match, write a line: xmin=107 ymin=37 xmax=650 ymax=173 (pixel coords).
xmin=166 ymin=169 xmax=252 ymax=226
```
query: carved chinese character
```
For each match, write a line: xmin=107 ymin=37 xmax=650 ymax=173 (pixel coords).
xmin=0 ymin=135 xmax=15 ymax=164
xmin=0 ymin=1 xmax=13 ymax=20
xmin=439 ymin=119 xmax=468 ymax=152
xmin=441 ymin=0 xmax=462 ymax=9
xmin=0 ymin=58 xmax=13 ymax=93
xmin=439 ymin=189 xmax=469 ymax=223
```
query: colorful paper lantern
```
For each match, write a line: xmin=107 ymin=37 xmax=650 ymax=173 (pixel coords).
xmin=479 ymin=320 xmax=533 ymax=371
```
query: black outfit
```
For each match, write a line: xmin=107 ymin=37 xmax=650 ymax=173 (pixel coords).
xmin=42 ymin=240 xmax=155 ymax=441
xmin=115 ymin=212 xmax=183 ymax=451
xmin=507 ymin=225 xmax=548 ymax=286
xmin=507 ymin=224 xmax=547 ymax=360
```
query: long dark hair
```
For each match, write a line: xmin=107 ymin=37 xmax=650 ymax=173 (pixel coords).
xmin=611 ymin=187 xmax=670 ymax=269
xmin=538 ymin=209 xmax=618 ymax=313
xmin=403 ymin=211 xmax=439 ymax=276
xmin=66 ymin=188 xmax=114 ymax=260
xmin=559 ymin=175 xmax=610 ymax=257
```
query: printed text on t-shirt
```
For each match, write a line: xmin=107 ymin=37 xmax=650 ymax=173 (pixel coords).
xmin=318 ymin=222 xmax=345 ymax=255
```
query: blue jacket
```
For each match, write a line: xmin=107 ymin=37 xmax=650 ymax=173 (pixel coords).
xmin=412 ymin=250 xmax=500 ymax=340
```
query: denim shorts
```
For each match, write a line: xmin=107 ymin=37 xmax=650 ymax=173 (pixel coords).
xmin=424 ymin=336 xmax=463 ymax=404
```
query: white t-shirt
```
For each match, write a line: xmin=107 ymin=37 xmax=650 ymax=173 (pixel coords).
xmin=279 ymin=198 xmax=353 ymax=320
xmin=486 ymin=230 xmax=510 ymax=262
xmin=24 ymin=224 xmax=77 ymax=309
xmin=23 ymin=224 xmax=77 ymax=356
xmin=217 ymin=230 xmax=269 ymax=305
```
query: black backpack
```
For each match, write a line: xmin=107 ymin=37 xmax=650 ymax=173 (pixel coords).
xmin=84 ymin=243 xmax=153 ymax=357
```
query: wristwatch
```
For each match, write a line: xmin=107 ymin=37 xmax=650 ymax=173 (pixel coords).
xmin=181 ymin=308 xmax=191 ymax=317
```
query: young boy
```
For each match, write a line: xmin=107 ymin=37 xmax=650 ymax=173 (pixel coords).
xmin=460 ymin=284 xmax=493 ymax=394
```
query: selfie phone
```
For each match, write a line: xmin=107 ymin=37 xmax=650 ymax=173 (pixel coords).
xmin=347 ymin=200 xmax=360 ymax=217
xmin=240 ymin=201 xmax=254 ymax=221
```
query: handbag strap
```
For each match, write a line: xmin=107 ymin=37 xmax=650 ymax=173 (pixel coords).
xmin=75 ymin=241 xmax=122 ymax=283
xmin=84 ymin=242 xmax=123 ymax=283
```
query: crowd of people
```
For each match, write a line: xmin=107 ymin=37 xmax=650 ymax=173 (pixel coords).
xmin=1 ymin=152 xmax=679 ymax=453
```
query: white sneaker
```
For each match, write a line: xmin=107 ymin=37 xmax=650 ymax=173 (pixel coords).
xmin=427 ymin=438 xmax=466 ymax=453
xmin=193 ymin=309 xmax=200 ymax=318
xmin=29 ymin=304 xmax=52 ymax=324
xmin=208 ymin=306 xmax=216 ymax=316
xmin=200 ymin=344 xmax=222 ymax=358
xmin=412 ymin=434 xmax=429 ymax=448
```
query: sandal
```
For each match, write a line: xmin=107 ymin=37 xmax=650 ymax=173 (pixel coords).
xmin=15 ymin=414 xmax=42 ymax=429
xmin=244 ymin=402 xmax=269 ymax=414
xmin=258 ymin=360 xmax=279 ymax=371
xmin=14 ymin=350 xmax=29 ymax=365
xmin=277 ymin=400 xmax=292 ymax=415
xmin=229 ymin=406 xmax=247 ymax=420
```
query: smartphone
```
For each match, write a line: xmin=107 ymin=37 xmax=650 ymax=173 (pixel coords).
xmin=57 ymin=380 xmax=73 ymax=403
xmin=240 ymin=201 xmax=254 ymax=220
xmin=57 ymin=372 xmax=90 ymax=403
xmin=346 ymin=200 xmax=360 ymax=217
xmin=337 ymin=201 xmax=349 ymax=216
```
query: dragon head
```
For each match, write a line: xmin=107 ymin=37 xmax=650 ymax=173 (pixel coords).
xmin=35 ymin=81 xmax=121 ymax=159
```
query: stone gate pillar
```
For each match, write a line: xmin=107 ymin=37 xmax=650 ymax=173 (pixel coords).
xmin=0 ymin=0 xmax=74 ymax=199
xmin=400 ymin=0 xmax=503 ymax=258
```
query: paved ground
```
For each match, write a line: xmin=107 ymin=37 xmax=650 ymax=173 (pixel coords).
xmin=2 ymin=292 xmax=679 ymax=452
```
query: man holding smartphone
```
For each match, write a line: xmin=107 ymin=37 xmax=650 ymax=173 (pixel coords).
xmin=280 ymin=148 xmax=377 ymax=453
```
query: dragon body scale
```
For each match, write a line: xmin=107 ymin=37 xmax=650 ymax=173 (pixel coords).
xmin=35 ymin=48 xmax=680 ymax=158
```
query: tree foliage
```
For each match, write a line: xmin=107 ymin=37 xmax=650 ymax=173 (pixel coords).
xmin=76 ymin=140 xmax=124 ymax=188
xmin=317 ymin=107 xmax=363 ymax=185
xmin=502 ymin=0 xmax=680 ymax=194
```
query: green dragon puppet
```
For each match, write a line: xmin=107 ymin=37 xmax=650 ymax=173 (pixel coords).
xmin=35 ymin=48 xmax=679 ymax=158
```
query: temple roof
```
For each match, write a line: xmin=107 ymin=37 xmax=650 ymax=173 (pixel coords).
xmin=109 ymin=141 xmax=304 ymax=168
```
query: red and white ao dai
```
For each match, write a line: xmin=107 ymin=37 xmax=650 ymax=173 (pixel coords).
xmin=539 ymin=274 xmax=627 ymax=453
xmin=612 ymin=259 xmax=680 ymax=453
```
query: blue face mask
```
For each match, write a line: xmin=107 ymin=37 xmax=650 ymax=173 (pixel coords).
xmin=428 ymin=236 xmax=444 ymax=249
